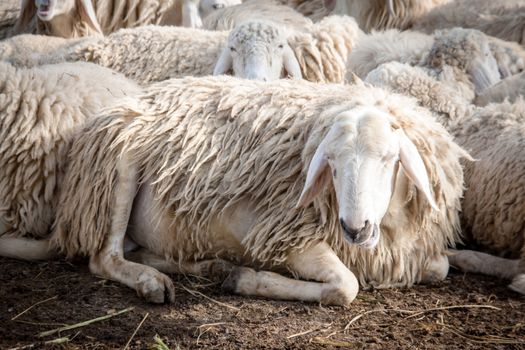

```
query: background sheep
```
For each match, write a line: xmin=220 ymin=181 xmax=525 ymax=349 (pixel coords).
xmin=325 ymin=0 xmax=450 ymax=32
xmin=413 ymin=0 xmax=525 ymax=45
xmin=1 ymin=76 xmax=467 ymax=304
xmin=0 ymin=0 xmax=20 ymax=39
xmin=13 ymin=0 xmax=239 ymax=38
xmin=0 ymin=61 xmax=140 ymax=242
xmin=351 ymin=28 xmax=502 ymax=101
xmin=202 ymin=0 xmax=312 ymax=31
xmin=475 ymin=72 xmax=525 ymax=106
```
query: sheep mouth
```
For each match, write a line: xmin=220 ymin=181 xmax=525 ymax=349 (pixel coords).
xmin=343 ymin=224 xmax=380 ymax=250
xmin=37 ymin=5 xmax=51 ymax=19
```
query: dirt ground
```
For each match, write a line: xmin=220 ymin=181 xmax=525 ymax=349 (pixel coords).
xmin=1 ymin=257 xmax=523 ymax=349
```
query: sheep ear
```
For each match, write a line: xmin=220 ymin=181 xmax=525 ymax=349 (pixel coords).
xmin=397 ymin=129 xmax=439 ymax=211
xmin=213 ymin=47 xmax=233 ymax=75
xmin=469 ymin=58 xmax=501 ymax=93
xmin=77 ymin=0 xmax=103 ymax=35
xmin=296 ymin=143 xmax=331 ymax=208
xmin=182 ymin=0 xmax=203 ymax=28
xmin=15 ymin=0 xmax=37 ymax=33
xmin=283 ymin=45 xmax=302 ymax=79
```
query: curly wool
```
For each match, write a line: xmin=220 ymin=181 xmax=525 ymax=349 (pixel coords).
xmin=0 ymin=61 xmax=140 ymax=239
xmin=450 ymin=100 xmax=525 ymax=264
xmin=52 ymin=76 xmax=467 ymax=289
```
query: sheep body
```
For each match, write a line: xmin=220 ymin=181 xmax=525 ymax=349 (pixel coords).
xmin=413 ymin=0 xmax=525 ymax=45
xmin=52 ymin=76 xmax=467 ymax=290
xmin=203 ymin=0 xmax=312 ymax=30
xmin=0 ymin=61 xmax=140 ymax=239
xmin=475 ymin=72 xmax=525 ymax=106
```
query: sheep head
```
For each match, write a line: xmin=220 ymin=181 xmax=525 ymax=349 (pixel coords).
xmin=213 ymin=20 xmax=302 ymax=81
xmin=297 ymin=107 xmax=437 ymax=249
xmin=17 ymin=0 xmax=102 ymax=36
xmin=426 ymin=28 xmax=501 ymax=94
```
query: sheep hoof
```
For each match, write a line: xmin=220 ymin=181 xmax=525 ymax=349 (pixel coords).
xmin=320 ymin=286 xmax=356 ymax=307
xmin=421 ymin=254 xmax=449 ymax=284
xmin=221 ymin=266 xmax=255 ymax=294
xmin=509 ymin=274 xmax=525 ymax=295
xmin=136 ymin=270 xmax=175 ymax=304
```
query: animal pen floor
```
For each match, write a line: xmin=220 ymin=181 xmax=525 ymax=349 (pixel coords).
xmin=1 ymin=257 xmax=523 ymax=349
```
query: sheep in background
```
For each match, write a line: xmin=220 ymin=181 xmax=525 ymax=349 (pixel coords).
xmin=0 ymin=76 xmax=468 ymax=304
xmin=475 ymin=72 xmax=525 ymax=106
xmin=0 ymin=61 xmax=140 ymax=244
xmin=413 ymin=0 xmax=525 ymax=45
xmin=19 ymin=15 xmax=360 ymax=84
xmin=352 ymin=28 xmax=501 ymax=101
xmin=12 ymin=0 xmax=239 ymax=38
xmin=448 ymin=100 xmax=525 ymax=295
xmin=325 ymin=0 xmax=450 ymax=32
xmin=0 ymin=0 xmax=20 ymax=39
xmin=203 ymin=0 xmax=312 ymax=31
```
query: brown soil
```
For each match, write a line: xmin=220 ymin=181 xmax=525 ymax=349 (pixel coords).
xmin=1 ymin=257 xmax=524 ymax=349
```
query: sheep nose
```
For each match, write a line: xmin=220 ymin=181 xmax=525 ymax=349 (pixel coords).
xmin=340 ymin=219 xmax=369 ymax=241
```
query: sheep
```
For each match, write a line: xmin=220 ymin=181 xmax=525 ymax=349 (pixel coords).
xmin=475 ymin=72 xmax=525 ymax=106
xmin=352 ymin=28 xmax=502 ymax=102
xmin=325 ymin=0 xmax=450 ymax=32
xmin=13 ymin=0 xmax=240 ymax=38
xmin=1 ymin=76 xmax=468 ymax=304
xmin=0 ymin=61 xmax=140 ymax=244
xmin=202 ymin=0 xmax=313 ymax=31
xmin=447 ymin=100 xmax=525 ymax=295
xmin=412 ymin=0 xmax=525 ymax=45
xmin=25 ymin=15 xmax=360 ymax=84
xmin=487 ymin=37 xmax=525 ymax=78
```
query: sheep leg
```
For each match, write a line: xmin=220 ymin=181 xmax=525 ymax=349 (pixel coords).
xmin=126 ymin=248 xmax=236 ymax=281
xmin=222 ymin=242 xmax=359 ymax=306
xmin=448 ymin=249 xmax=520 ymax=279
xmin=88 ymin=157 xmax=175 ymax=304
xmin=420 ymin=254 xmax=449 ymax=283
xmin=0 ymin=237 xmax=56 ymax=260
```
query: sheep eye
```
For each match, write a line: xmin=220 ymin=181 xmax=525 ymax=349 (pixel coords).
xmin=278 ymin=44 xmax=284 ymax=49
xmin=332 ymin=169 xmax=337 ymax=178
xmin=230 ymin=47 xmax=236 ymax=52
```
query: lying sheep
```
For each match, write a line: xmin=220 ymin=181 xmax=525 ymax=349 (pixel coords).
xmin=0 ymin=0 xmax=20 ymax=39
xmin=352 ymin=28 xmax=501 ymax=101
xmin=2 ymin=76 xmax=468 ymax=304
xmin=13 ymin=0 xmax=238 ymax=38
xmin=448 ymin=100 xmax=525 ymax=295
xmin=203 ymin=0 xmax=312 ymax=31
xmin=24 ymin=16 xmax=360 ymax=84
xmin=475 ymin=72 xmax=525 ymax=106
xmin=0 ymin=61 xmax=140 ymax=243
xmin=413 ymin=0 xmax=525 ymax=45
xmin=325 ymin=0 xmax=450 ymax=32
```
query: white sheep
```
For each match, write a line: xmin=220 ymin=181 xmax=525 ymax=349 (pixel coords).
xmin=325 ymin=0 xmax=450 ymax=32
xmin=475 ymin=72 xmax=525 ymax=106
xmin=0 ymin=0 xmax=20 ymax=39
xmin=20 ymin=15 xmax=360 ymax=84
xmin=12 ymin=0 xmax=239 ymax=38
xmin=0 ymin=61 xmax=140 ymax=244
xmin=352 ymin=28 xmax=502 ymax=101
xmin=1 ymin=76 xmax=468 ymax=304
xmin=413 ymin=0 xmax=525 ymax=45
xmin=447 ymin=100 xmax=525 ymax=295
xmin=202 ymin=0 xmax=313 ymax=31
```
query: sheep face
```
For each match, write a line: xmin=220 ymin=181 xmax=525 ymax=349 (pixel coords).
xmin=199 ymin=0 xmax=241 ymax=19
xmin=213 ymin=21 xmax=302 ymax=81
xmin=297 ymin=107 xmax=437 ymax=249
xmin=34 ymin=0 xmax=74 ymax=21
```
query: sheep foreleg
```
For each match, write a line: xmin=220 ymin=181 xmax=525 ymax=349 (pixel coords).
xmin=222 ymin=242 xmax=359 ymax=306
xmin=88 ymin=156 xmax=175 ymax=303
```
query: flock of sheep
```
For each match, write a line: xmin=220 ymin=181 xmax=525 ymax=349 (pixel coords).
xmin=0 ymin=0 xmax=524 ymax=307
